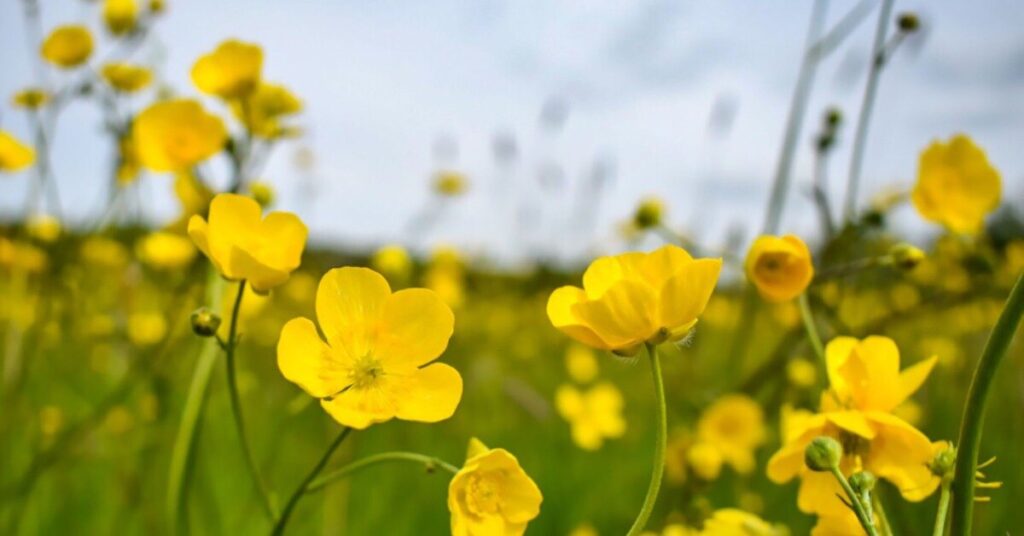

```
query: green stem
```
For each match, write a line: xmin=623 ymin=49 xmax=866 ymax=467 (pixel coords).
xmin=798 ymin=293 xmax=826 ymax=369
xmin=306 ymin=452 xmax=460 ymax=494
xmin=950 ymin=272 xmax=1024 ymax=535
xmin=626 ymin=343 xmax=667 ymax=536
xmin=224 ymin=280 xmax=278 ymax=521
xmin=272 ymin=427 xmax=353 ymax=536
xmin=873 ymin=493 xmax=893 ymax=536
xmin=933 ymin=480 xmax=952 ymax=536
xmin=829 ymin=467 xmax=879 ymax=536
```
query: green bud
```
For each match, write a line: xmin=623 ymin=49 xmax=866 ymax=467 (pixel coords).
xmin=633 ymin=197 xmax=665 ymax=230
xmin=889 ymin=243 xmax=925 ymax=270
xmin=849 ymin=471 xmax=877 ymax=494
xmin=190 ymin=307 xmax=222 ymax=337
xmin=897 ymin=12 xmax=920 ymax=33
xmin=805 ymin=436 xmax=843 ymax=472
xmin=929 ymin=444 xmax=957 ymax=479
xmin=825 ymin=107 xmax=843 ymax=128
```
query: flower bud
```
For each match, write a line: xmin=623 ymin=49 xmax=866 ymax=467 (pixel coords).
xmin=633 ymin=197 xmax=665 ymax=230
xmin=897 ymin=12 xmax=920 ymax=33
xmin=824 ymin=107 xmax=843 ymax=128
xmin=888 ymin=243 xmax=925 ymax=270
xmin=805 ymin=436 xmax=842 ymax=472
xmin=849 ymin=471 xmax=877 ymax=494
xmin=929 ymin=444 xmax=957 ymax=479
xmin=249 ymin=181 xmax=275 ymax=208
xmin=190 ymin=307 xmax=221 ymax=337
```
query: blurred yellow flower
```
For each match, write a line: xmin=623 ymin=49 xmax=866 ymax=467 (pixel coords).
xmin=12 ymin=88 xmax=49 ymax=110
xmin=0 ymin=238 xmax=48 ymax=273
xmin=40 ymin=25 xmax=94 ymax=68
xmin=810 ymin=511 xmax=863 ymax=536
xmin=555 ymin=382 xmax=626 ymax=450
xmin=101 ymin=63 xmax=153 ymax=93
xmin=426 ymin=265 xmax=465 ymax=309
xmin=695 ymin=394 xmax=765 ymax=474
xmin=548 ymin=244 xmax=721 ymax=355
xmin=26 ymin=214 xmax=61 ymax=243
xmin=632 ymin=196 xmax=665 ymax=230
xmin=80 ymin=236 xmax=129 ymax=268
xmin=134 ymin=99 xmax=227 ymax=172
xmin=745 ymin=234 xmax=813 ymax=303
xmin=766 ymin=336 xmax=940 ymax=518
xmin=127 ymin=311 xmax=167 ymax=346
xmin=136 ymin=231 xmax=196 ymax=270
xmin=188 ymin=193 xmax=307 ymax=292
xmin=231 ymin=82 xmax=302 ymax=138
xmin=564 ymin=344 xmax=598 ymax=384
xmin=702 ymin=509 xmax=782 ymax=536
xmin=569 ymin=524 xmax=599 ymax=536
xmin=912 ymin=134 xmax=1001 ymax=234
xmin=0 ymin=130 xmax=36 ymax=172
xmin=247 ymin=181 xmax=275 ymax=207
xmin=372 ymin=244 xmax=413 ymax=284
xmin=434 ymin=170 xmax=468 ymax=196
xmin=686 ymin=442 xmax=723 ymax=481
xmin=191 ymin=39 xmax=263 ymax=99
xmin=786 ymin=357 xmax=817 ymax=388
xmin=103 ymin=0 xmax=139 ymax=36
xmin=277 ymin=267 xmax=461 ymax=428
xmin=115 ymin=134 xmax=141 ymax=184
xmin=448 ymin=437 xmax=542 ymax=536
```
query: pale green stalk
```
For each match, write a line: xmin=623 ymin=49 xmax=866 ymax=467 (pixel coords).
xmin=626 ymin=343 xmax=667 ymax=536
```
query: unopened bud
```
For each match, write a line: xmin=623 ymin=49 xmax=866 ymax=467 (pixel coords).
xmin=190 ymin=307 xmax=221 ymax=337
xmin=889 ymin=243 xmax=925 ymax=270
xmin=824 ymin=107 xmax=843 ymax=128
xmin=897 ymin=12 xmax=920 ymax=33
xmin=929 ymin=444 xmax=957 ymax=479
xmin=849 ymin=471 xmax=877 ymax=494
xmin=249 ymin=181 xmax=275 ymax=208
xmin=805 ymin=436 xmax=843 ymax=472
xmin=633 ymin=197 xmax=665 ymax=230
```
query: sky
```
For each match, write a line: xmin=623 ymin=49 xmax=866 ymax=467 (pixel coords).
xmin=1 ymin=0 xmax=1022 ymax=266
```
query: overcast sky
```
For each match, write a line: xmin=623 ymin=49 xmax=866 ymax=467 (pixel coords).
xmin=1 ymin=0 xmax=1022 ymax=265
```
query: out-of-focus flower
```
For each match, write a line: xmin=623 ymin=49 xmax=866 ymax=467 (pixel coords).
xmin=786 ymin=357 xmax=817 ymax=388
xmin=12 ymin=88 xmax=50 ymax=110
xmin=555 ymin=382 xmax=626 ymax=450
xmin=702 ymin=508 xmax=783 ymax=536
xmin=0 ymin=238 xmax=48 ymax=273
xmin=26 ymin=214 xmax=61 ymax=243
xmin=247 ymin=181 xmax=275 ymax=207
xmin=745 ymin=234 xmax=814 ymax=303
xmin=136 ymin=231 xmax=196 ymax=270
xmin=191 ymin=39 xmax=263 ymax=99
xmin=231 ymin=82 xmax=302 ymax=138
xmin=115 ymin=133 xmax=141 ymax=184
xmin=0 ymin=131 xmax=36 ymax=172
xmin=80 ymin=236 xmax=129 ymax=268
xmin=425 ymin=247 xmax=466 ymax=309
xmin=433 ymin=170 xmax=468 ymax=197
xmin=912 ymin=134 xmax=1001 ymax=234
xmin=127 ymin=311 xmax=167 ymax=346
xmin=696 ymin=394 xmax=766 ymax=474
xmin=372 ymin=244 xmax=413 ymax=284
xmin=565 ymin=344 xmax=598 ymax=384
xmin=811 ymin=511 xmax=864 ymax=536
xmin=188 ymin=193 xmax=307 ymax=292
xmin=168 ymin=173 xmax=213 ymax=230
xmin=569 ymin=524 xmax=598 ymax=536
xmin=548 ymin=245 xmax=721 ymax=355
xmin=632 ymin=196 xmax=665 ymax=230
xmin=148 ymin=0 xmax=165 ymax=14
xmin=103 ymin=0 xmax=139 ymax=36
xmin=40 ymin=25 xmax=94 ymax=68
xmin=277 ymin=267 xmax=461 ymax=428
xmin=101 ymin=63 xmax=153 ymax=93
xmin=134 ymin=99 xmax=226 ymax=172
xmin=448 ymin=437 xmax=542 ymax=536
xmin=686 ymin=442 xmax=723 ymax=481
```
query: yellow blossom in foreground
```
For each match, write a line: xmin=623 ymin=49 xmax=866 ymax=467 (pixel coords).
xmin=696 ymin=394 xmax=766 ymax=475
xmin=189 ymin=193 xmax=307 ymax=292
xmin=101 ymin=63 xmax=153 ymax=93
xmin=40 ymin=25 xmax=94 ymax=68
xmin=231 ymin=82 xmax=302 ymax=138
xmin=766 ymin=336 xmax=941 ymax=518
xmin=745 ymin=234 xmax=813 ymax=303
xmin=191 ymin=39 xmax=263 ymax=99
xmin=912 ymin=134 xmax=1001 ymax=234
xmin=555 ymin=382 xmax=626 ymax=450
xmin=449 ymin=437 xmax=542 ymax=536
xmin=12 ymin=88 xmax=49 ymax=110
xmin=565 ymin=344 xmax=598 ymax=383
xmin=103 ymin=0 xmax=139 ymax=35
xmin=434 ymin=170 xmax=469 ymax=196
xmin=0 ymin=131 xmax=36 ymax=172
xmin=277 ymin=267 xmax=461 ymax=428
xmin=134 ymin=99 xmax=227 ymax=172
xmin=548 ymin=244 xmax=721 ymax=355
xmin=136 ymin=231 xmax=196 ymax=270
xmin=26 ymin=215 xmax=61 ymax=243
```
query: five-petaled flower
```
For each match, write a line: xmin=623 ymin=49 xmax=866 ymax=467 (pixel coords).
xmin=448 ymin=437 xmax=542 ymax=536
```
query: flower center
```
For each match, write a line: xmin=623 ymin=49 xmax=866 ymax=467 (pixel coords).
xmin=348 ymin=354 xmax=384 ymax=389
xmin=465 ymin=473 xmax=503 ymax=516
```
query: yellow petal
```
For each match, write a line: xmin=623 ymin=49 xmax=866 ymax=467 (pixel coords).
xmin=276 ymin=317 xmax=336 ymax=398
xmin=765 ymin=414 xmax=828 ymax=483
xmin=547 ymin=286 xmax=611 ymax=350
xmin=257 ymin=211 xmax=307 ymax=270
xmin=207 ymin=193 xmax=261 ymax=278
xmin=639 ymin=244 xmax=694 ymax=286
xmin=555 ymin=385 xmax=584 ymax=420
xmin=320 ymin=380 xmax=398 ymax=429
xmin=825 ymin=336 xmax=859 ymax=399
xmin=897 ymin=355 xmax=938 ymax=404
xmin=864 ymin=412 xmax=940 ymax=501
xmin=187 ymin=215 xmax=215 ymax=268
xmin=826 ymin=411 xmax=877 ymax=440
xmin=466 ymin=437 xmax=489 ymax=460
xmin=315 ymin=267 xmax=390 ymax=358
xmin=394 ymin=363 xmax=463 ymax=423
xmin=375 ymin=288 xmax=454 ymax=368
xmin=844 ymin=336 xmax=902 ymax=411
xmin=581 ymin=252 xmax=645 ymax=298
xmin=657 ymin=258 xmax=722 ymax=330
xmin=571 ymin=279 xmax=657 ymax=349
xmin=231 ymin=246 xmax=290 ymax=293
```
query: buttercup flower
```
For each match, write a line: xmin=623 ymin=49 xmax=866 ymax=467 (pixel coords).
xmin=0 ymin=131 xmax=36 ymax=172
xmin=564 ymin=344 xmax=598 ymax=384
xmin=133 ymin=99 xmax=227 ymax=172
xmin=231 ymin=82 xmax=302 ymax=138
xmin=136 ymin=231 xmax=196 ymax=270
xmin=26 ymin=214 xmax=61 ymax=242
xmin=547 ymin=244 xmax=722 ymax=355
xmin=103 ymin=0 xmax=139 ymax=36
xmin=745 ymin=234 xmax=814 ymax=302
xmin=372 ymin=244 xmax=413 ymax=284
xmin=101 ymin=63 xmax=153 ymax=93
xmin=12 ymin=88 xmax=50 ymax=110
xmin=448 ymin=437 xmax=542 ymax=536
xmin=40 ymin=25 xmax=94 ymax=68
xmin=434 ymin=170 xmax=469 ymax=197
xmin=695 ymin=394 xmax=766 ymax=475
xmin=277 ymin=267 xmax=462 ymax=428
xmin=188 ymin=193 xmax=307 ymax=292
xmin=911 ymin=134 xmax=1001 ymax=234
xmin=555 ymin=382 xmax=626 ymax=450
xmin=702 ymin=509 xmax=782 ymax=536
xmin=191 ymin=39 xmax=263 ymax=99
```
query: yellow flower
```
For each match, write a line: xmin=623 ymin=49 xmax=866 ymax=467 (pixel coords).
xmin=372 ymin=244 xmax=413 ymax=284
xmin=277 ymin=267 xmax=462 ymax=428
xmin=134 ymin=99 xmax=227 ymax=172
xmin=912 ymin=134 xmax=1001 ymax=234
xmin=547 ymin=244 xmax=721 ymax=355
xmin=702 ymin=509 xmax=781 ymax=536
xmin=810 ymin=511 xmax=863 ymax=536
xmin=0 ymin=239 xmax=48 ymax=273
xmin=766 ymin=336 xmax=940 ymax=517
xmin=632 ymin=196 xmax=665 ymax=230
xmin=26 ymin=214 xmax=61 ymax=243
xmin=40 ymin=25 xmax=94 ymax=68
xmin=686 ymin=442 xmax=723 ymax=481
xmin=136 ymin=231 xmax=196 ymax=270
xmin=80 ymin=236 xmax=129 ymax=268
xmin=103 ymin=0 xmax=139 ymax=36
xmin=695 ymin=394 xmax=765 ymax=475
xmin=565 ymin=344 xmax=598 ymax=383
xmin=247 ymin=181 xmax=275 ymax=207
xmin=188 ymin=193 xmax=307 ymax=293
xmin=786 ymin=357 xmax=817 ymax=388
xmin=115 ymin=133 xmax=141 ymax=184
xmin=101 ymin=63 xmax=153 ymax=93
xmin=127 ymin=311 xmax=167 ymax=346
xmin=448 ymin=437 xmax=542 ymax=536
xmin=191 ymin=39 xmax=263 ymax=99
xmin=231 ymin=82 xmax=302 ymax=138
xmin=433 ymin=170 xmax=469 ymax=196
xmin=12 ymin=88 xmax=50 ymax=110
xmin=0 ymin=131 xmax=36 ymax=172
xmin=745 ymin=234 xmax=814 ymax=302
xmin=555 ymin=382 xmax=626 ymax=450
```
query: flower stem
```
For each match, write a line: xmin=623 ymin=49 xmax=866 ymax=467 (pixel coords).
xmin=950 ymin=272 xmax=1024 ymax=535
xmin=272 ymin=427 xmax=353 ymax=536
xmin=872 ymin=492 xmax=893 ymax=536
xmin=305 ymin=452 xmax=460 ymax=494
xmin=829 ymin=467 xmax=879 ymax=536
xmin=933 ymin=480 xmax=952 ymax=536
xmin=223 ymin=280 xmax=278 ymax=521
xmin=798 ymin=293 xmax=826 ymax=369
xmin=626 ymin=343 xmax=667 ymax=536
